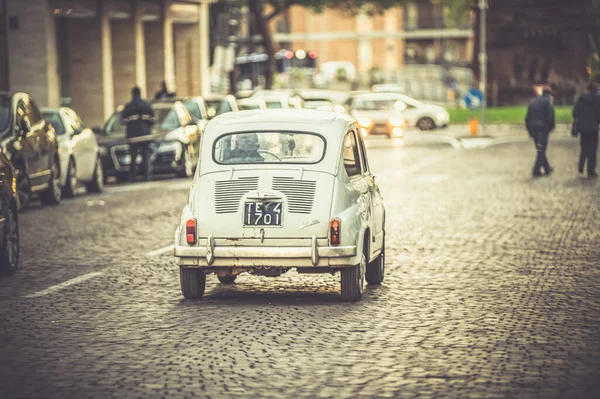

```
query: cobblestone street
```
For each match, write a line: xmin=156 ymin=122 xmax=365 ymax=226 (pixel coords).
xmin=1 ymin=135 xmax=599 ymax=398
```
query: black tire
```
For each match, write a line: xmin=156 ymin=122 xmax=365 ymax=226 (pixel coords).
xmin=0 ymin=203 xmax=19 ymax=276
xmin=366 ymin=236 xmax=385 ymax=285
xmin=116 ymin=172 xmax=129 ymax=183
xmin=15 ymin=168 xmax=31 ymax=212
xmin=63 ymin=158 xmax=77 ymax=198
xmin=39 ymin=157 xmax=61 ymax=206
xmin=176 ymin=144 xmax=194 ymax=178
xmin=340 ymin=255 xmax=366 ymax=301
xmin=217 ymin=274 xmax=237 ymax=284
xmin=180 ymin=268 xmax=206 ymax=299
xmin=85 ymin=157 xmax=104 ymax=193
xmin=417 ymin=117 xmax=435 ymax=131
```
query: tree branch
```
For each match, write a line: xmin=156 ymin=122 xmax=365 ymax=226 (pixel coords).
xmin=265 ymin=0 xmax=301 ymax=22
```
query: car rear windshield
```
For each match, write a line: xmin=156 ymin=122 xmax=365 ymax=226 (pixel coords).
xmin=0 ymin=96 xmax=9 ymax=131
xmin=42 ymin=112 xmax=65 ymax=135
xmin=214 ymin=131 xmax=326 ymax=164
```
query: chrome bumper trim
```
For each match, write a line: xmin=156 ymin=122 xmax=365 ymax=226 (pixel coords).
xmin=174 ymin=244 xmax=356 ymax=262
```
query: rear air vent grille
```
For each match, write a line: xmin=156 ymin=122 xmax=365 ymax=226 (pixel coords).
xmin=272 ymin=177 xmax=316 ymax=214
xmin=215 ymin=177 xmax=259 ymax=214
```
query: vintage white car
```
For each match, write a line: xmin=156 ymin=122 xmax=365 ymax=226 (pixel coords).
xmin=174 ymin=109 xmax=385 ymax=301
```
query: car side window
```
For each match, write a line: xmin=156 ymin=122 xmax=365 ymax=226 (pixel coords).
xmin=25 ymin=98 xmax=43 ymax=125
xmin=343 ymin=130 xmax=362 ymax=178
xmin=356 ymin=128 xmax=370 ymax=174
xmin=15 ymin=100 xmax=31 ymax=134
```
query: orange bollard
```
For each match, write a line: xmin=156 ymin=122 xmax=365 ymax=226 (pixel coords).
xmin=469 ymin=118 xmax=479 ymax=135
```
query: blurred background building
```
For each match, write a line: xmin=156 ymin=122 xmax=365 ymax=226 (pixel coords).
xmin=1 ymin=0 xmax=211 ymax=126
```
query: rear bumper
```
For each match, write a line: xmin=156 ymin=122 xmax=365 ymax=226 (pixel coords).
xmin=174 ymin=236 xmax=357 ymax=268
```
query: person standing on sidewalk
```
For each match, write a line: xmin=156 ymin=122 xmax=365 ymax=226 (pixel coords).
xmin=572 ymin=82 xmax=600 ymax=177
xmin=122 ymin=86 xmax=155 ymax=182
xmin=525 ymin=87 xmax=556 ymax=177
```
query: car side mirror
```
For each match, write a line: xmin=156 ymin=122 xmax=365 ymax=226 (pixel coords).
xmin=72 ymin=128 xmax=82 ymax=135
xmin=91 ymin=126 xmax=104 ymax=135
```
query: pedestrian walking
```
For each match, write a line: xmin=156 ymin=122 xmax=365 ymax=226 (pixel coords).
xmin=122 ymin=86 xmax=155 ymax=182
xmin=525 ymin=87 xmax=556 ymax=177
xmin=572 ymin=82 xmax=600 ymax=177
xmin=154 ymin=80 xmax=175 ymax=100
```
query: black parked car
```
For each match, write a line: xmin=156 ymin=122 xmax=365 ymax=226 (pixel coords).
xmin=95 ymin=100 xmax=201 ymax=181
xmin=0 ymin=92 xmax=61 ymax=211
xmin=0 ymin=150 xmax=19 ymax=276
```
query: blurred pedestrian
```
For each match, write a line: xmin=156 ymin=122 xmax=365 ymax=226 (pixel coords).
xmin=154 ymin=80 xmax=175 ymax=100
xmin=572 ymin=82 xmax=600 ymax=177
xmin=525 ymin=87 xmax=556 ymax=177
xmin=122 ymin=86 xmax=155 ymax=182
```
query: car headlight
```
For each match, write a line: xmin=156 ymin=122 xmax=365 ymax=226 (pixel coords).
xmin=157 ymin=141 xmax=182 ymax=154
xmin=389 ymin=116 xmax=404 ymax=126
xmin=357 ymin=117 xmax=371 ymax=128
xmin=98 ymin=146 xmax=108 ymax=156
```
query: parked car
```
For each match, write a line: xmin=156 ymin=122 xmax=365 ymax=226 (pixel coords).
xmin=0 ymin=150 xmax=19 ymax=276
xmin=96 ymin=100 xmax=201 ymax=181
xmin=205 ymin=94 xmax=239 ymax=119
xmin=362 ymin=91 xmax=449 ymax=131
xmin=174 ymin=109 xmax=386 ymax=301
xmin=344 ymin=92 xmax=406 ymax=138
xmin=178 ymin=96 xmax=210 ymax=131
xmin=0 ymin=92 xmax=61 ymax=211
xmin=42 ymin=107 xmax=103 ymax=196
xmin=298 ymin=90 xmax=347 ymax=113
xmin=304 ymin=100 xmax=334 ymax=111
xmin=288 ymin=96 xmax=305 ymax=109
xmin=371 ymin=83 xmax=413 ymax=97
xmin=237 ymin=98 xmax=267 ymax=111
xmin=250 ymin=90 xmax=291 ymax=109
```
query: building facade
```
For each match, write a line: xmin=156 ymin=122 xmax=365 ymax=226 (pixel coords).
xmin=271 ymin=1 xmax=473 ymax=73
xmin=1 ymin=0 xmax=211 ymax=126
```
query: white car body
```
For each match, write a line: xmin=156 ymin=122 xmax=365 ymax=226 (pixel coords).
xmin=42 ymin=107 xmax=102 ymax=194
xmin=174 ymin=109 xmax=385 ymax=301
xmin=384 ymin=93 xmax=450 ymax=130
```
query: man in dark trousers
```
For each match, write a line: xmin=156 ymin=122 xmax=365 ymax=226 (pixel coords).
xmin=121 ymin=86 xmax=155 ymax=182
xmin=154 ymin=80 xmax=175 ymax=100
xmin=572 ymin=82 xmax=600 ymax=177
xmin=525 ymin=87 xmax=556 ymax=177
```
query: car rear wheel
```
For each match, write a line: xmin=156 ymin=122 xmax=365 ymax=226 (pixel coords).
xmin=86 ymin=158 xmax=104 ymax=193
xmin=39 ymin=157 xmax=61 ymax=206
xmin=63 ymin=158 xmax=77 ymax=198
xmin=15 ymin=168 xmax=31 ymax=212
xmin=176 ymin=144 xmax=194 ymax=178
xmin=417 ymin=117 xmax=435 ymax=131
xmin=180 ymin=268 xmax=206 ymax=299
xmin=217 ymin=275 xmax=237 ymax=284
xmin=0 ymin=203 xmax=19 ymax=276
xmin=340 ymin=254 xmax=365 ymax=301
xmin=366 ymin=236 xmax=385 ymax=285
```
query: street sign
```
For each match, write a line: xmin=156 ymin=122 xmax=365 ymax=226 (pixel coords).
xmin=464 ymin=88 xmax=484 ymax=109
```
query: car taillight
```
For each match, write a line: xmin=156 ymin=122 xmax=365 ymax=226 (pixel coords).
xmin=186 ymin=218 xmax=197 ymax=245
xmin=330 ymin=218 xmax=341 ymax=246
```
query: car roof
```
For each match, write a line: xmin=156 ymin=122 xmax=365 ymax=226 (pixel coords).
xmin=351 ymin=92 xmax=405 ymax=100
xmin=206 ymin=109 xmax=353 ymax=136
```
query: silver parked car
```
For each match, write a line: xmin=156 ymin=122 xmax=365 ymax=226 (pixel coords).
xmin=174 ymin=109 xmax=386 ymax=301
xmin=42 ymin=107 xmax=103 ymax=196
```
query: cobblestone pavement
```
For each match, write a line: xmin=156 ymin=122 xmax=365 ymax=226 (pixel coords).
xmin=0 ymin=135 xmax=599 ymax=398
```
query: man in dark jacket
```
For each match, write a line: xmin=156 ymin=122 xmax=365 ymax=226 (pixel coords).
xmin=154 ymin=80 xmax=175 ymax=100
xmin=121 ymin=86 xmax=155 ymax=182
xmin=572 ymin=82 xmax=600 ymax=177
xmin=525 ymin=87 xmax=556 ymax=177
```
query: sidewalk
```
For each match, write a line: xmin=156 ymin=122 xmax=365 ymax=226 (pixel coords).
xmin=438 ymin=123 xmax=571 ymax=139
